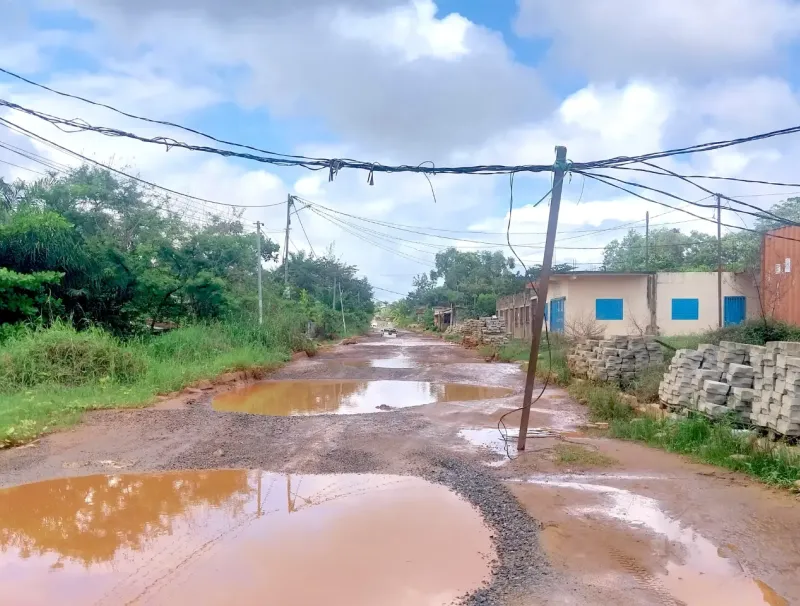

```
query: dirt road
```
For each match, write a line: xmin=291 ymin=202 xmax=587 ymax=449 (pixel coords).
xmin=1 ymin=332 xmax=798 ymax=605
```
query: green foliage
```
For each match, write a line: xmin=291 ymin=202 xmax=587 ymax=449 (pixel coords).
xmin=0 ymin=322 xmax=145 ymax=388
xmin=421 ymin=307 xmax=435 ymax=331
xmin=0 ymin=268 xmax=63 ymax=322
xmin=568 ymin=381 xmax=635 ymax=422
xmin=611 ymin=415 xmax=800 ymax=488
xmin=624 ymin=364 xmax=667 ymax=403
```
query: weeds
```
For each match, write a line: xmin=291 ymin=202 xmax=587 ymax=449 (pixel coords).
xmin=568 ymin=380 xmax=635 ymax=422
xmin=0 ymin=318 xmax=303 ymax=446
xmin=611 ymin=414 xmax=800 ymax=488
xmin=553 ymin=443 xmax=617 ymax=468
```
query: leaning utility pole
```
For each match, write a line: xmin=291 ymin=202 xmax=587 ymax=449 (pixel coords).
xmin=283 ymin=194 xmax=292 ymax=287
xmin=256 ymin=221 xmax=263 ymax=325
xmin=645 ymin=211 xmax=650 ymax=271
xmin=517 ymin=145 xmax=568 ymax=452
xmin=717 ymin=194 xmax=723 ymax=328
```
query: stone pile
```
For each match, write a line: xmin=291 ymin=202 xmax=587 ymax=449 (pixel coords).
xmin=448 ymin=317 xmax=508 ymax=348
xmin=568 ymin=335 xmax=664 ymax=383
xmin=659 ymin=340 xmax=800 ymax=435
xmin=750 ymin=341 xmax=800 ymax=436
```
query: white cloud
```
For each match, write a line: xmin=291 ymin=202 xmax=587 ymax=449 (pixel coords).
xmin=516 ymin=0 xmax=800 ymax=78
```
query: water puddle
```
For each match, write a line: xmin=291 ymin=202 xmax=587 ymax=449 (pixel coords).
xmin=519 ymin=476 xmax=786 ymax=605
xmin=331 ymin=356 xmax=419 ymax=369
xmin=214 ymin=380 xmax=512 ymax=416
xmin=0 ymin=471 xmax=493 ymax=606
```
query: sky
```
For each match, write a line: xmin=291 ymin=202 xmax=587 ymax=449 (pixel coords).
xmin=3 ymin=0 xmax=800 ymax=300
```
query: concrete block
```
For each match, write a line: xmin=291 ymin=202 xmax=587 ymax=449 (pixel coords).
xmin=704 ymin=381 xmax=730 ymax=396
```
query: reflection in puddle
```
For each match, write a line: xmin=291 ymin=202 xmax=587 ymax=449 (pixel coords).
xmin=0 ymin=471 xmax=493 ymax=606
xmin=332 ymin=356 xmax=419 ymax=369
xmin=214 ymin=380 xmax=512 ymax=416
xmin=459 ymin=428 xmax=513 ymax=458
xmin=520 ymin=476 xmax=786 ymax=605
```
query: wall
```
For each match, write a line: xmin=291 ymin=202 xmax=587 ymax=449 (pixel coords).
xmin=655 ymin=272 xmax=759 ymax=335
xmin=496 ymin=289 xmax=536 ymax=340
xmin=548 ymin=274 xmax=650 ymax=336
xmin=761 ymin=226 xmax=800 ymax=325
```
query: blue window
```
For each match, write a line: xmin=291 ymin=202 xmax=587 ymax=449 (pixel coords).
xmin=595 ymin=298 xmax=623 ymax=320
xmin=672 ymin=298 xmax=699 ymax=320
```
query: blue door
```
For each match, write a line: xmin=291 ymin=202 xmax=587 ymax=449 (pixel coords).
xmin=549 ymin=298 xmax=565 ymax=333
xmin=724 ymin=296 xmax=746 ymax=326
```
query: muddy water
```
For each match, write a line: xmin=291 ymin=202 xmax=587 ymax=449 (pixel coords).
xmin=330 ymin=355 xmax=419 ymax=369
xmin=0 ymin=470 xmax=493 ymax=606
xmin=213 ymin=380 xmax=512 ymax=416
xmin=518 ymin=476 xmax=787 ymax=605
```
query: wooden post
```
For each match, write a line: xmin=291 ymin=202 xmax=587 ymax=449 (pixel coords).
xmin=717 ymin=194 xmax=723 ymax=328
xmin=518 ymin=146 xmax=567 ymax=451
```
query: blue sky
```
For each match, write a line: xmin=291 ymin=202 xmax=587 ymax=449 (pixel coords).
xmin=4 ymin=0 xmax=800 ymax=298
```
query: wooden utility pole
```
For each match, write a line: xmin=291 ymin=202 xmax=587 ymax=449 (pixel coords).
xmin=339 ymin=281 xmax=347 ymax=335
xmin=283 ymin=194 xmax=292 ymax=287
xmin=332 ymin=277 xmax=336 ymax=310
xmin=256 ymin=221 xmax=263 ymax=325
xmin=645 ymin=211 xmax=650 ymax=271
xmin=517 ymin=145 xmax=567 ymax=452
xmin=717 ymin=194 xmax=723 ymax=327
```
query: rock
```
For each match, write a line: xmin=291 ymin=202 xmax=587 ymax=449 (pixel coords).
xmin=186 ymin=387 xmax=203 ymax=394
xmin=376 ymin=404 xmax=394 ymax=411
xmin=213 ymin=449 xmax=224 ymax=457
xmin=342 ymin=337 xmax=358 ymax=345
xmin=728 ymin=454 xmax=748 ymax=461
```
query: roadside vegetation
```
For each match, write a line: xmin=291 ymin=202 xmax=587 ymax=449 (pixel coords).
xmin=0 ymin=166 xmax=375 ymax=446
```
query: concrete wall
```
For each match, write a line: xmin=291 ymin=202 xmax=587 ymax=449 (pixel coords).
xmin=496 ymin=289 xmax=535 ymax=340
xmin=656 ymin=272 xmax=759 ymax=335
xmin=547 ymin=275 xmax=650 ymax=336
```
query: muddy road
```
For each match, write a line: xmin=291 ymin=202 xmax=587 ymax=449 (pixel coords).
xmin=1 ymin=332 xmax=798 ymax=605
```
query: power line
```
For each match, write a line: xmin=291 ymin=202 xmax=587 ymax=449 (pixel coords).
xmin=0 ymin=157 xmax=48 ymax=176
xmin=582 ymin=172 xmax=800 ymax=244
xmin=371 ymin=285 xmax=408 ymax=296
xmin=0 ymin=116 xmax=284 ymax=209
xmin=292 ymin=203 xmax=317 ymax=258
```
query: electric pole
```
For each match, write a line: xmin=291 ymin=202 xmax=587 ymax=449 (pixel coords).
xmin=518 ymin=145 xmax=567 ymax=452
xmin=332 ymin=276 xmax=336 ymax=310
xmin=645 ymin=211 xmax=650 ymax=271
xmin=339 ymin=281 xmax=347 ymax=335
xmin=717 ymin=194 xmax=723 ymax=328
xmin=256 ymin=221 xmax=263 ymax=325
xmin=283 ymin=194 xmax=292 ymax=287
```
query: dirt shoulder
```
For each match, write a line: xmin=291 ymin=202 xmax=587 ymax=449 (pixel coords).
xmin=1 ymin=332 xmax=798 ymax=605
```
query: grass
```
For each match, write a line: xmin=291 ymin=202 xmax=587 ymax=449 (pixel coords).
xmin=0 ymin=319 xmax=301 ymax=447
xmin=553 ymin=443 xmax=617 ymax=468
xmin=567 ymin=378 xmax=800 ymax=488
xmin=610 ymin=414 xmax=800 ymax=488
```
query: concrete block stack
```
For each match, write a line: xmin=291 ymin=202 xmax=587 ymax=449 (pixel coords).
xmin=659 ymin=348 xmax=705 ymax=410
xmin=751 ymin=342 xmax=800 ymax=436
xmin=660 ymin=340 xmax=800 ymax=435
xmin=568 ymin=335 xmax=665 ymax=384
xmin=449 ymin=317 xmax=508 ymax=348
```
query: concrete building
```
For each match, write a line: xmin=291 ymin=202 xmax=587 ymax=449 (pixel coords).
xmin=497 ymin=271 xmax=759 ymax=338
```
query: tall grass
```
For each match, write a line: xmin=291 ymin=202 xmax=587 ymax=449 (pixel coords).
xmin=0 ymin=317 xmax=306 ymax=446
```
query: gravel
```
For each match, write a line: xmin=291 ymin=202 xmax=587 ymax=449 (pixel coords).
xmin=419 ymin=454 xmax=556 ymax=605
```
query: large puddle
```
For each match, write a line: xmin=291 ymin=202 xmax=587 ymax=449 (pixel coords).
xmin=519 ymin=476 xmax=787 ymax=605
xmin=0 ymin=471 xmax=493 ymax=606
xmin=213 ymin=380 xmax=512 ymax=416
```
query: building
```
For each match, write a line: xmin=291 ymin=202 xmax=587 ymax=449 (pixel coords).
xmin=433 ymin=305 xmax=456 ymax=331
xmin=496 ymin=271 xmax=759 ymax=338
xmin=761 ymin=226 xmax=800 ymax=325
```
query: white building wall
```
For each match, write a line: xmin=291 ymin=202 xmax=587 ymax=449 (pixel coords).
xmin=546 ymin=275 xmax=649 ymax=337
xmin=655 ymin=272 xmax=759 ymax=335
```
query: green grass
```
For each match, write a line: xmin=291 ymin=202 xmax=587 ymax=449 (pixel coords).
xmin=553 ymin=443 xmax=617 ymax=468
xmin=0 ymin=320 xmax=299 ymax=447
xmin=610 ymin=414 xmax=800 ymax=488
xmin=568 ymin=381 xmax=635 ymax=422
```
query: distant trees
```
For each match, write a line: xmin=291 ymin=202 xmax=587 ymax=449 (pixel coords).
xmin=0 ymin=167 xmax=375 ymax=335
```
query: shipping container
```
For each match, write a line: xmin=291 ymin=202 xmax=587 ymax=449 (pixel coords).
xmin=761 ymin=225 xmax=800 ymax=325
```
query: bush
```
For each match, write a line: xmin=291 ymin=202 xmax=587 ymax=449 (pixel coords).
xmin=0 ymin=321 xmax=145 ymax=388
xmin=624 ymin=363 xmax=668 ymax=403
xmin=568 ymin=381 xmax=634 ymax=422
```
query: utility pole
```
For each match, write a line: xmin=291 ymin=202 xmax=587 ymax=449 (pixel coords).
xmin=645 ymin=211 xmax=650 ymax=271
xmin=332 ymin=277 xmax=336 ymax=310
xmin=518 ymin=145 xmax=568 ymax=452
xmin=717 ymin=194 xmax=723 ymax=328
xmin=256 ymin=221 xmax=263 ymax=325
xmin=283 ymin=194 xmax=292 ymax=287
xmin=339 ymin=281 xmax=347 ymax=335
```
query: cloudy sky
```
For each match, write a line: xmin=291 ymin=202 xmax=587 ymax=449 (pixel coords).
xmin=3 ymin=0 xmax=800 ymax=300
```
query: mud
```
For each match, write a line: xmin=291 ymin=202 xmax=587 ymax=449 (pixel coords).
xmin=0 ymin=470 xmax=493 ymax=606
xmin=213 ymin=379 xmax=512 ymax=416
xmin=1 ymin=331 xmax=799 ymax=605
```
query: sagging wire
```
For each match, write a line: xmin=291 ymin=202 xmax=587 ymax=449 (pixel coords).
xmin=496 ymin=171 xmax=560 ymax=460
